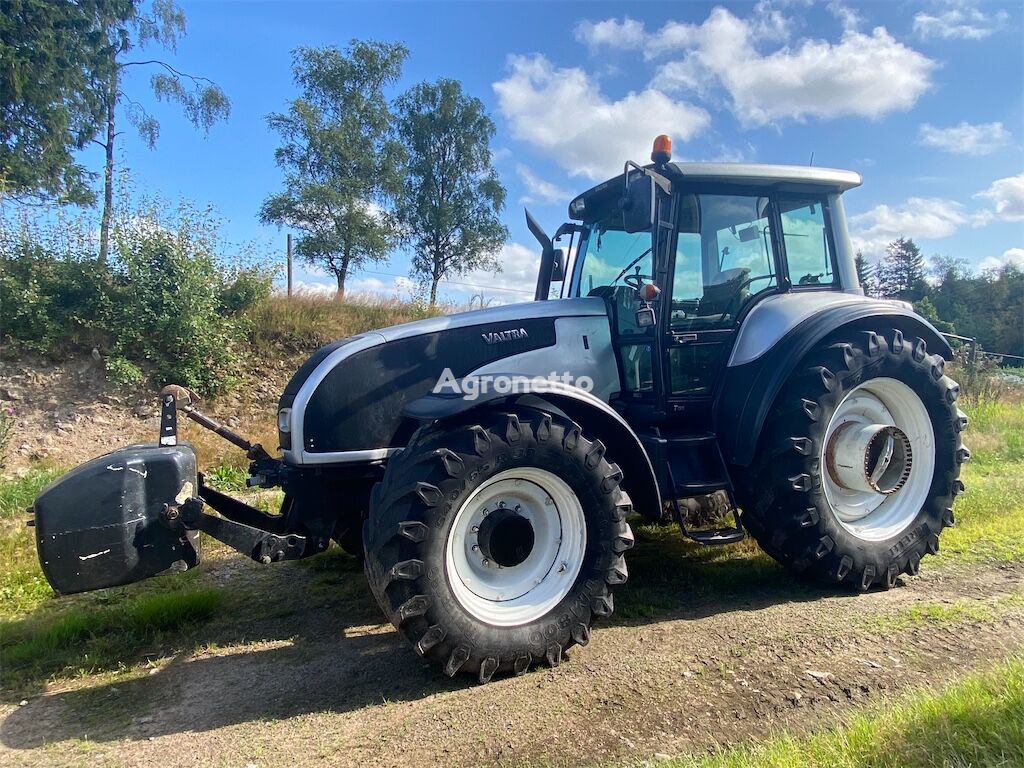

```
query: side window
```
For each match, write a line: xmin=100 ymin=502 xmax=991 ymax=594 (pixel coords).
xmin=779 ymin=198 xmax=836 ymax=286
xmin=670 ymin=194 xmax=777 ymax=331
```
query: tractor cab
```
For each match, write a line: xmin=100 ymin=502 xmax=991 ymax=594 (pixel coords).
xmin=532 ymin=136 xmax=862 ymax=437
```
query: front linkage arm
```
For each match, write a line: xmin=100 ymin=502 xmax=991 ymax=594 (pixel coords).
xmin=161 ymin=496 xmax=306 ymax=565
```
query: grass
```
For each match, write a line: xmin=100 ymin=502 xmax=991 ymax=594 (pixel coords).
xmin=939 ymin=400 xmax=1024 ymax=564
xmin=862 ymin=593 xmax=1024 ymax=633
xmin=0 ymin=467 xmax=64 ymax=616
xmin=0 ymin=587 xmax=223 ymax=693
xmin=244 ymin=294 xmax=442 ymax=351
xmin=664 ymin=656 xmax=1024 ymax=768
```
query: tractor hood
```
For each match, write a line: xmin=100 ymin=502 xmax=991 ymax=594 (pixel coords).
xmin=278 ymin=297 xmax=610 ymax=465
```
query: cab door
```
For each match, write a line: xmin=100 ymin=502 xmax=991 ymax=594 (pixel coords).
xmin=661 ymin=192 xmax=781 ymax=427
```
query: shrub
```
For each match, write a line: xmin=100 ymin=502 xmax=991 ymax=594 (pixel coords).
xmin=104 ymin=356 xmax=144 ymax=389
xmin=1 ymin=198 xmax=274 ymax=396
xmin=108 ymin=212 xmax=246 ymax=395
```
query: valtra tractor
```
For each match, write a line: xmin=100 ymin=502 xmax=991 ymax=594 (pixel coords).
xmin=31 ymin=136 xmax=968 ymax=683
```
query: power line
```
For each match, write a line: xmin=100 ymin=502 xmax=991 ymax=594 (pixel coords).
xmin=353 ymin=268 xmax=536 ymax=297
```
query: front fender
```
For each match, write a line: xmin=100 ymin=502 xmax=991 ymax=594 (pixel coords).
xmin=715 ymin=304 xmax=953 ymax=468
xmin=404 ymin=378 xmax=662 ymax=519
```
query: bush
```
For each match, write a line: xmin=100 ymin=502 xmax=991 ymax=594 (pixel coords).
xmin=108 ymin=213 xmax=246 ymax=394
xmin=104 ymin=356 xmax=144 ymax=389
xmin=1 ymin=198 xmax=274 ymax=396
xmin=0 ymin=240 xmax=112 ymax=354
xmin=218 ymin=266 xmax=273 ymax=316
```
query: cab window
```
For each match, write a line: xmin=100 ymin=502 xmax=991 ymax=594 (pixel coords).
xmin=575 ymin=221 xmax=655 ymax=394
xmin=670 ymin=194 xmax=778 ymax=332
xmin=778 ymin=197 xmax=836 ymax=286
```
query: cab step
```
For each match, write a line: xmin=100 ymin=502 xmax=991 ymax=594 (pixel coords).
xmin=683 ymin=526 xmax=745 ymax=545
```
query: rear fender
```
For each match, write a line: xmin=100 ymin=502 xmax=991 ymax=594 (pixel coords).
xmin=716 ymin=305 xmax=952 ymax=468
xmin=404 ymin=379 xmax=662 ymax=520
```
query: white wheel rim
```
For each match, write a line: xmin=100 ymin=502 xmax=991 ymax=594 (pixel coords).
xmin=821 ymin=377 xmax=935 ymax=542
xmin=444 ymin=467 xmax=586 ymax=627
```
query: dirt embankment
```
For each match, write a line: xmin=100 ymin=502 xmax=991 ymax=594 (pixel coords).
xmin=0 ymin=353 xmax=296 ymax=475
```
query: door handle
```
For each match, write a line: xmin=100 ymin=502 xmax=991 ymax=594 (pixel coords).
xmin=670 ymin=332 xmax=698 ymax=344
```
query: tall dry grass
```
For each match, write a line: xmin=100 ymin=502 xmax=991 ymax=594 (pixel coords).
xmin=244 ymin=292 xmax=445 ymax=351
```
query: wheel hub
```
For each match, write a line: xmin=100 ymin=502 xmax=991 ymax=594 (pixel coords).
xmin=477 ymin=507 xmax=535 ymax=568
xmin=820 ymin=377 xmax=935 ymax=542
xmin=445 ymin=468 xmax=587 ymax=627
xmin=827 ymin=423 xmax=913 ymax=495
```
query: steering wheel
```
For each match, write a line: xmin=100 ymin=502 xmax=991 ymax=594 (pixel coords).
xmin=623 ymin=271 xmax=654 ymax=291
xmin=736 ymin=274 xmax=776 ymax=294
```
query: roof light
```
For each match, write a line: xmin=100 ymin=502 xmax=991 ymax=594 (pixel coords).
xmin=651 ymin=135 xmax=672 ymax=165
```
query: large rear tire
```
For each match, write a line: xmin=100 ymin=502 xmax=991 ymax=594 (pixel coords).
xmin=739 ymin=328 xmax=969 ymax=590
xmin=362 ymin=407 xmax=634 ymax=682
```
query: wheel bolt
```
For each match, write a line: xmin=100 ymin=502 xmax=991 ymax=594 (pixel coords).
xmin=471 ymin=525 xmax=479 ymax=533
xmin=513 ymin=504 xmax=521 ymax=512
xmin=472 ymin=544 xmax=479 ymax=552
xmin=482 ymin=558 xmax=490 ymax=566
xmin=498 ymin=501 xmax=506 ymax=508
xmin=557 ymin=561 xmax=567 ymax=574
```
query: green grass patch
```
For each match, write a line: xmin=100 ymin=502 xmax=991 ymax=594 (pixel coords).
xmin=0 ymin=468 xmax=64 ymax=615
xmin=0 ymin=587 xmax=223 ymax=697
xmin=862 ymin=593 xmax=1024 ymax=633
xmin=938 ymin=401 xmax=1024 ymax=564
xmin=666 ymin=656 xmax=1024 ymax=767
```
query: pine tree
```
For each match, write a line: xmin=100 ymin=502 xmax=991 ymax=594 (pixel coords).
xmin=876 ymin=237 xmax=927 ymax=301
xmin=854 ymin=251 xmax=877 ymax=296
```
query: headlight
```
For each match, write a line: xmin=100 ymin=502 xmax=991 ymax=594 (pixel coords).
xmin=277 ymin=408 xmax=292 ymax=433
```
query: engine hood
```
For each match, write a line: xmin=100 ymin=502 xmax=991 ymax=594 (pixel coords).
xmin=279 ymin=297 xmax=610 ymax=465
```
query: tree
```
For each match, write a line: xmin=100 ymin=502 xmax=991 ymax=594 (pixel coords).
xmin=0 ymin=0 xmax=132 ymax=205
xmin=854 ymin=251 xmax=876 ymax=297
xmin=261 ymin=41 xmax=407 ymax=299
xmin=876 ymin=237 xmax=927 ymax=301
xmin=396 ymin=80 xmax=508 ymax=307
xmin=96 ymin=0 xmax=231 ymax=261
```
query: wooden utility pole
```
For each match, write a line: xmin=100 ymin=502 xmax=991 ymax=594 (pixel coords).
xmin=286 ymin=234 xmax=293 ymax=297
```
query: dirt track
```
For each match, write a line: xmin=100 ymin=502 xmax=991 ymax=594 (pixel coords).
xmin=2 ymin=551 xmax=1022 ymax=768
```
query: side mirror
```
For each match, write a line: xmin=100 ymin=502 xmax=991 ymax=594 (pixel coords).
xmin=622 ymin=174 xmax=655 ymax=234
xmin=551 ymin=247 xmax=566 ymax=282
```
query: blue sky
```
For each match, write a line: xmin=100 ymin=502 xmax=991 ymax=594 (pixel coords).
xmin=79 ymin=0 xmax=1024 ymax=303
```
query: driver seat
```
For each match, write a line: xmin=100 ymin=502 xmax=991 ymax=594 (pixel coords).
xmin=697 ymin=267 xmax=749 ymax=321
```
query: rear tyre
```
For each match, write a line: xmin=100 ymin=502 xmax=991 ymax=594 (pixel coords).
xmin=739 ymin=328 xmax=968 ymax=590
xmin=362 ymin=407 xmax=634 ymax=681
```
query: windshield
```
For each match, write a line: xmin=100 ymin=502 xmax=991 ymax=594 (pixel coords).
xmin=575 ymin=221 xmax=652 ymax=297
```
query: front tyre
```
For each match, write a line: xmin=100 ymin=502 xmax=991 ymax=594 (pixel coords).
xmin=741 ymin=329 xmax=969 ymax=590
xmin=363 ymin=408 xmax=634 ymax=682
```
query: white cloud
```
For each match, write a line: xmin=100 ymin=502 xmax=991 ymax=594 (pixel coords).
xmin=913 ymin=1 xmax=1008 ymax=40
xmin=975 ymin=173 xmax=1024 ymax=222
xmin=493 ymin=54 xmax=710 ymax=180
xmin=462 ymin=241 xmax=541 ymax=303
xmin=826 ymin=0 xmax=862 ymax=32
xmin=978 ymin=247 xmax=1024 ymax=273
xmin=851 ymin=175 xmax=1024 ymax=256
xmin=516 ymin=164 xmax=572 ymax=205
xmin=652 ymin=10 xmax=936 ymax=126
xmin=919 ymin=121 xmax=1011 ymax=156
xmin=849 ymin=197 xmax=973 ymax=256
xmin=572 ymin=7 xmax=934 ymax=127
xmin=574 ymin=17 xmax=646 ymax=51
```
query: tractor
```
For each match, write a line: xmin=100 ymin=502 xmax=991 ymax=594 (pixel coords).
xmin=31 ymin=136 xmax=968 ymax=683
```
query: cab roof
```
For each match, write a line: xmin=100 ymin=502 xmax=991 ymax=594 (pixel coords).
xmin=568 ymin=161 xmax=862 ymax=221
xmin=665 ymin=162 xmax=862 ymax=191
